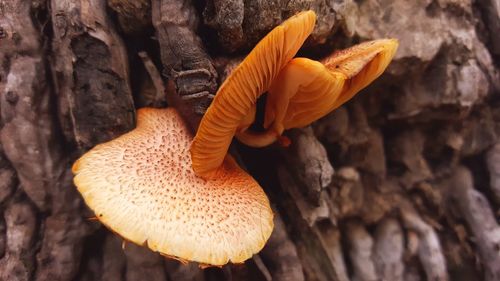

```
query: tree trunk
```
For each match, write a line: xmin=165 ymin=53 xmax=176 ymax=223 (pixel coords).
xmin=1 ymin=0 xmax=499 ymax=280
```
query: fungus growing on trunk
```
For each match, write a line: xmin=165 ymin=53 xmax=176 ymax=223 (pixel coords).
xmin=237 ymin=39 xmax=399 ymax=147
xmin=73 ymin=108 xmax=273 ymax=266
xmin=72 ymin=10 xmax=396 ymax=268
xmin=190 ymin=10 xmax=317 ymax=177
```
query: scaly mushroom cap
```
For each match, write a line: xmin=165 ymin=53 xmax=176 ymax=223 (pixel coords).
xmin=73 ymin=108 xmax=274 ymax=266
xmin=236 ymin=39 xmax=398 ymax=147
xmin=191 ymin=10 xmax=317 ymax=177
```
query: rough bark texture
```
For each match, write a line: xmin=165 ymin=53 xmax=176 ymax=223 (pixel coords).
xmin=51 ymin=0 xmax=136 ymax=151
xmin=107 ymin=0 xmax=151 ymax=34
xmin=152 ymin=0 xmax=218 ymax=131
xmin=1 ymin=0 xmax=499 ymax=280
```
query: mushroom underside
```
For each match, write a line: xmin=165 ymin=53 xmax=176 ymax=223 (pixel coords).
xmin=191 ymin=10 xmax=317 ymax=177
xmin=235 ymin=39 xmax=399 ymax=148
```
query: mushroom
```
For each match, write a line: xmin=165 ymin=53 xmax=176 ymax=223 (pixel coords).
xmin=321 ymin=38 xmax=399 ymax=110
xmin=236 ymin=58 xmax=346 ymax=147
xmin=237 ymin=38 xmax=399 ymax=147
xmin=73 ymin=108 xmax=273 ymax=266
xmin=190 ymin=10 xmax=317 ymax=177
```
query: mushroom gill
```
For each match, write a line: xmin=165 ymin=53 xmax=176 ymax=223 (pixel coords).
xmin=191 ymin=10 xmax=317 ymax=178
xmin=236 ymin=39 xmax=399 ymax=147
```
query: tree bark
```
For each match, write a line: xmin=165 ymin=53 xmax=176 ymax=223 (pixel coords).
xmin=1 ymin=0 xmax=499 ymax=280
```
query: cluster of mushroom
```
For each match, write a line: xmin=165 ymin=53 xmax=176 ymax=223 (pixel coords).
xmin=191 ymin=11 xmax=398 ymax=177
xmin=72 ymin=10 xmax=398 ymax=267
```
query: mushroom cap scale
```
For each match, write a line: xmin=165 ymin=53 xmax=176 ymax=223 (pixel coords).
xmin=73 ymin=108 xmax=274 ymax=266
xmin=191 ymin=10 xmax=317 ymax=177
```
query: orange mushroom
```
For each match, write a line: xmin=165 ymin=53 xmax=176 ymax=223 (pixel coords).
xmin=321 ymin=38 xmax=399 ymax=109
xmin=236 ymin=39 xmax=399 ymax=147
xmin=191 ymin=10 xmax=317 ymax=177
xmin=73 ymin=108 xmax=273 ymax=266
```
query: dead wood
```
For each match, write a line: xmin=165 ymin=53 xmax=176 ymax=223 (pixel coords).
xmin=107 ymin=0 xmax=151 ymax=34
xmin=51 ymin=0 xmax=136 ymax=151
xmin=152 ymin=0 xmax=217 ymax=131
xmin=1 ymin=0 xmax=500 ymax=280
xmin=0 ymin=199 xmax=37 ymax=281
xmin=285 ymin=127 xmax=334 ymax=205
xmin=345 ymin=221 xmax=378 ymax=281
xmin=373 ymin=218 xmax=405 ymax=281
xmin=400 ymin=205 xmax=448 ymax=281
xmin=448 ymin=166 xmax=500 ymax=281
xmin=260 ymin=212 xmax=305 ymax=281
xmin=486 ymin=143 xmax=500 ymax=203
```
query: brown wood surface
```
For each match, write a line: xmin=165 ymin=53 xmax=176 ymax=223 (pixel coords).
xmin=1 ymin=0 xmax=499 ymax=280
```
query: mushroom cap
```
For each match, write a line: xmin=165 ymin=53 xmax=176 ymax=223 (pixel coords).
xmin=191 ymin=10 xmax=317 ymax=177
xmin=265 ymin=39 xmax=398 ymax=131
xmin=322 ymin=38 xmax=399 ymax=108
xmin=73 ymin=108 xmax=274 ymax=266
xmin=236 ymin=39 xmax=398 ymax=147
xmin=264 ymin=57 xmax=347 ymax=131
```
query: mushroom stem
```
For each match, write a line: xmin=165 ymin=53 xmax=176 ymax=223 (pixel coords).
xmin=236 ymin=129 xmax=280 ymax=148
xmin=235 ymin=58 xmax=346 ymax=146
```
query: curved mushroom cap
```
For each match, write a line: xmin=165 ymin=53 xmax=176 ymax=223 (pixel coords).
xmin=73 ymin=108 xmax=274 ymax=266
xmin=265 ymin=58 xmax=347 ymax=132
xmin=272 ymin=39 xmax=399 ymax=130
xmin=191 ymin=10 xmax=317 ymax=177
xmin=236 ymin=58 xmax=346 ymax=147
xmin=237 ymin=39 xmax=398 ymax=148
xmin=322 ymin=38 xmax=399 ymax=108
